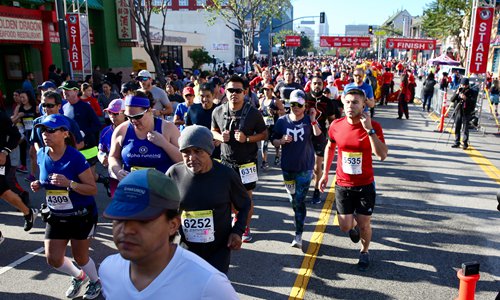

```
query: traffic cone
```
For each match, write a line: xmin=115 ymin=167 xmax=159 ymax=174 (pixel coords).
xmin=437 ymin=90 xmax=448 ymax=132
xmin=455 ymin=269 xmax=480 ymax=300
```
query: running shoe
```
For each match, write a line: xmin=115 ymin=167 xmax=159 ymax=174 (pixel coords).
xmin=358 ymin=252 xmax=370 ymax=271
xmin=291 ymin=233 xmax=302 ymax=248
xmin=463 ymin=144 xmax=469 ymax=150
xmin=311 ymin=189 xmax=321 ymax=204
xmin=348 ymin=226 xmax=360 ymax=243
xmin=16 ymin=165 xmax=28 ymax=173
xmin=242 ymin=226 xmax=253 ymax=243
xmin=274 ymin=155 xmax=280 ymax=166
xmin=261 ymin=161 xmax=269 ymax=170
xmin=66 ymin=272 xmax=89 ymax=298
xmin=0 ymin=231 xmax=4 ymax=245
xmin=83 ymin=280 xmax=102 ymax=299
xmin=451 ymin=143 xmax=460 ymax=148
xmin=23 ymin=208 xmax=38 ymax=232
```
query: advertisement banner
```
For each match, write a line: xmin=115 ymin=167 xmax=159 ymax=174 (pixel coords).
xmin=320 ymin=36 xmax=371 ymax=48
xmin=285 ymin=35 xmax=301 ymax=47
xmin=66 ymin=13 xmax=83 ymax=73
xmin=0 ymin=16 xmax=43 ymax=42
xmin=385 ymin=38 xmax=436 ymax=50
xmin=468 ymin=6 xmax=494 ymax=74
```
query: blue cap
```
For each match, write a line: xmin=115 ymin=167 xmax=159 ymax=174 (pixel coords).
xmin=38 ymin=81 xmax=57 ymax=90
xmin=35 ymin=114 xmax=70 ymax=131
xmin=104 ymin=169 xmax=180 ymax=221
xmin=124 ymin=95 xmax=150 ymax=108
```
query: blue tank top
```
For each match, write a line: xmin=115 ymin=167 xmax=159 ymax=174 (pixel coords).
xmin=121 ymin=117 xmax=174 ymax=173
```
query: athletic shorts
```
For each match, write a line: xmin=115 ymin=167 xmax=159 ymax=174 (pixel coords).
xmin=86 ymin=156 xmax=99 ymax=167
xmin=221 ymin=159 xmax=257 ymax=191
xmin=313 ymin=137 xmax=327 ymax=157
xmin=335 ymin=183 xmax=376 ymax=216
xmin=0 ymin=165 xmax=10 ymax=195
xmin=45 ymin=213 xmax=97 ymax=240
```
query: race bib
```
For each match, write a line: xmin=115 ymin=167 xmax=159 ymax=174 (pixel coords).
xmin=239 ymin=162 xmax=258 ymax=184
xmin=46 ymin=190 xmax=74 ymax=210
xmin=284 ymin=180 xmax=296 ymax=194
xmin=181 ymin=210 xmax=215 ymax=243
xmin=264 ymin=116 xmax=274 ymax=126
xmin=24 ymin=117 xmax=34 ymax=131
xmin=130 ymin=166 xmax=154 ymax=172
xmin=342 ymin=152 xmax=363 ymax=175
xmin=0 ymin=166 xmax=5 ymax=176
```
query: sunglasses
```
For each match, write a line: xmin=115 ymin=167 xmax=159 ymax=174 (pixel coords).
xmin=41 ymin=103 xmax=57 ymax=108
xmin=125 ymin=110 xmax=148 ymax=121
xmin=41 ymin=127 xmax=64 ymax=134
xmin=137 ymin=77 xmax=150 ymax=81
xmin=227 ymin=88 xmax=244 ymax=94
xmin=290 ymin=102 xmax=304 ymax=108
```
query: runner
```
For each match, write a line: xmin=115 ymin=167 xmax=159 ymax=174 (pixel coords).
xmin=30 ymin=114 xmax=101 ymax=299
xmin=173 ymin=86 xmax=196 ymax=131
xmin=211 ymin=75 xmax=267 ymax=242
xmin=272 ymin=90 xmax=322 ymax=247
xmin=319 ymin=88 xmax=388 ymax=271
xmin=100 ymin=169 xmax=238 ymax=299
xmin=258 ymin=83 xmax=284 ymax=169
xmin=166 ymin=125 xmax=251 ymax=273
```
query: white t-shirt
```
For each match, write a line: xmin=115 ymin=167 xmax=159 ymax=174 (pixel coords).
xmin=99 ymin=246 xmax=239 ymax=300
xmin=327 ymin=85 xmax=339 ymax=100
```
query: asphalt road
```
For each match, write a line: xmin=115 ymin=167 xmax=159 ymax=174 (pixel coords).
xmin=1 ymin=93 xmax=499 ymax=299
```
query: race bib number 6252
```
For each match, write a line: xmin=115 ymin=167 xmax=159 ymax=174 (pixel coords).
xmin=181 ymin=210 xmax=215 ymax=243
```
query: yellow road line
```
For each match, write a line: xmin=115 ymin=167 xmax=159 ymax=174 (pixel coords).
xmin=289 ymin=182 xmax=336 ymax=300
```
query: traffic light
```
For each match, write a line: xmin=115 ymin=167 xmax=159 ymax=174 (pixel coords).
xmin=281 ymin=40 xmax=285 ymax=48
xmin=368 ymin=25 xmax=373 ymax=35
xmin=320 ymin=12 xmax=325 ymax=24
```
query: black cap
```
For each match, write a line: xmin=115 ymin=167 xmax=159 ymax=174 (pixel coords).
xmin=460 ymin=78 xmax=470 ymax=85
xmin=59 ymin=80 xmax=79 ymax=90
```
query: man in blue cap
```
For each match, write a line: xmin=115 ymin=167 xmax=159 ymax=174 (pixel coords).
xmin=99 ymin=169 xmax=238 ymax=299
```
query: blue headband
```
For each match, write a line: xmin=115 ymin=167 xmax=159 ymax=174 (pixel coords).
xmin=125 ymin=95 xmax=150 ymax=108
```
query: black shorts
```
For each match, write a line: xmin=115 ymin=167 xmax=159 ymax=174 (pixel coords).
xmin=45 ymin=213 xmax=97 ymax=240
xmin=86 ymin=156 xmax=99 ymax=166
xmin=312 ymin=135 xmax=327 ymax=157
xmin=335 ymin=183 xmax=376 ymax=216
xmin=0 ymin=165 xmax=10 ymax=195
xmin=221 ymin=159 xmax=257 ymax=191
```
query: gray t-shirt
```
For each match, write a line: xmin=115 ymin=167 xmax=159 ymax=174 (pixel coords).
xmin=140 ymin=86 xmax=171 ymax=112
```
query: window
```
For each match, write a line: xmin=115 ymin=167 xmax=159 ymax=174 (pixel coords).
xmin=196 ymin=0 xmax=206 ymax=6
xmin=178 ymin=0 xmax=189 ymax=6
xmin=493 ymin=48 xmax=500 ymax=74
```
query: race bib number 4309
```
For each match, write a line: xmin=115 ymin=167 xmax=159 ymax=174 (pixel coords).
xmin=46 ymin=190 xmax=74 ymax=210
xmin=342 ymin=152 xmax=363 ymax=175
xmin=181 ymin=210 xmax=215 ymax=243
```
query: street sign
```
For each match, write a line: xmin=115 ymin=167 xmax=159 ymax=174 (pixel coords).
xmin=285 ymin=35 xmax=301 ymax=47
xmin=385 ymin=38 xmax=436 ymax=50
xmin=468 ymin=6 xmax=494 ymax=74
xmin=319 ymin=36 xmax=371 ymax=48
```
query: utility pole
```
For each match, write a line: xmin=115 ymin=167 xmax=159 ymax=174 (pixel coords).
xmin=55 ymin=0 xmax=71 ymax=75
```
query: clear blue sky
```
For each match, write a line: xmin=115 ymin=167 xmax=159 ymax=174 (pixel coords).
xmin=291 ymin=0 xmax=434 ymax=35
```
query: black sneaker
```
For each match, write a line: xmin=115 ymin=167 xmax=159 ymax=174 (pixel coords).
xmin=311 ymin=189 xmax=321 ymax=204
xmin=349 ymin=226 xmax=360 ymax=243
xmin=451 ymin=143 xmax=460 ymax=148
xmin=463 ymin=144 xmax=468 ymax=150
xmin=274 ymin=155 xmax=280 ymax=166
xmin=358 ymin=252 xmax=370 ymax=271
xmin=23 ymin=208 xmax=38 ymax=232
xmin=0 ymin=231 xmax=4 ymax=245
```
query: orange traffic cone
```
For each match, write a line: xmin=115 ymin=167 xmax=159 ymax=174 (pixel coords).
xmin=455 ymin=269 xmax=480 ymax=300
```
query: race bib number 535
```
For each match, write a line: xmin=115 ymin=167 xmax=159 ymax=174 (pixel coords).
xmin=181 ymin=210 xmax=215 ymax=243
xmin=342 ymin=152 xmax=363 ymax=175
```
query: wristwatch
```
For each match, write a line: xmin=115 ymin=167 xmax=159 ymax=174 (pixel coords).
xmin=367 ymin=129 xmax=376 ymax=136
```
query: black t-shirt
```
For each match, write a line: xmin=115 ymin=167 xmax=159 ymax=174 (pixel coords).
xmin=185 ymin=103 xmax=217 ymax=129
xmin=274 ymin=81 xmax=303 ymax=102
xmin=305 ymin=93 xmax=340 ymax=132
xmin=211 ymin=103 xmax=267 ymax=164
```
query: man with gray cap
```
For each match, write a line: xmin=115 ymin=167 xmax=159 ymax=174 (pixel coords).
xmin=166 ymin=125 xmax=251 ymax=273
xmin=99 ymin=169 xmax=238 ymax=299
xmin=450 ymin=77 xmax=477 ymax=150
xmin=136 ymin=70 xmax=173 ymax=117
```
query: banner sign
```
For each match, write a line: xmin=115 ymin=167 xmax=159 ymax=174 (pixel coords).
xmin=0 ymin=16 xmax=43 ymax=42
xmin=468 ymin=6 xmax=494 ymax=74
xmin=116 ymin=0 xmax=133 ymax=40
xmin=66 ymin=13 xmax=83 ymax=73
xmin=285 ymin=35 xmax=301 ymax=47
xmin=320 ymin=36 xmax=371 ymax=48
xmin=385 ymin=38 xmax=436 ymax=50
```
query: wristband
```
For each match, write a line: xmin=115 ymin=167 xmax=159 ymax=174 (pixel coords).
xmin=311 ymin=121 xmax=318 ymax=126
xmin=67 ymin=181 xmax=74 ymax=191
xmin=246 ymin=137 xmax=250 ymax=143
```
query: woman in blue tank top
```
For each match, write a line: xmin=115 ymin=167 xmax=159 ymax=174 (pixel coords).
xmin=108 ymin=95 xmax=182 ymax=181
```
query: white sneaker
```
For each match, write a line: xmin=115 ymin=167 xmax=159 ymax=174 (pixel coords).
xmin=291 ymin=234 xmax=302 ymax=248
xmin=0 ymin=231 xmax=4 ymax=245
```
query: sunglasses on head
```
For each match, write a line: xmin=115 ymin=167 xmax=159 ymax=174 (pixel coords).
xmin=125 ymin=109 xmax=148 ymax=121
xmin=41 ymin=127 xmax=64 ymax=134
xmin=227 ymin=88 xmax=244 ymax=94
xmin=41 ymin=103 xmax=57 ymax=108
xmin=290 ymin=102 xmax=304 ymax=108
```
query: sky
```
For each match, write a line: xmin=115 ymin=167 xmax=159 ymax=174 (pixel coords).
xmin=291 ymin=0 xmax=434 ymax=35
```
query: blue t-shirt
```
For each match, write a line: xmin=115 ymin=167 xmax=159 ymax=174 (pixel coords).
xmin=63 ymin=99 xmax=101 ymax=148
xmin=30 ymin=114 xmax=83 ymax=147
xmin=185 ymin=103 xmax=217 ymax=129
xmin=174 ymin=102 xmax=190 ymax=131
xmin=343 ymin=82 xmax=374 ymax=112
xmin=99 ymin=125 xmax=114 ymax=154
xmin=37 ymin=146 xmax=95 ymax=214
xmin=272 ymin=114 xmax=315 ymax=173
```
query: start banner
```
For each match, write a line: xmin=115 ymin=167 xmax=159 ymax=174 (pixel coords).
xmin=320 ymin=36 xmax=371 ymax=48
xmin=66 ymin=13 xmax=83 ymax=73
xmin=468 ymin=6 xmax=494 ymax=74
xmin=385 ymin=38 xmax=436 ymax=50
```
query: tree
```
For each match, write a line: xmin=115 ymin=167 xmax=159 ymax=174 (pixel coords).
xmin=188 ymin=48 xmax=212 ymax=70
xmin=421 ymin=0 xmax=471 ymax=65
xmin=295 ymin=35 xmax=313 ymax=56
xmin=206 ymin=0 xmax=292 ymax=67
xmin=127 ymin=0 xmax=169 ymax=87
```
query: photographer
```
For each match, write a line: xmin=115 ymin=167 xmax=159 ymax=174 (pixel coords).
xmin=450 ymin=78 xmax=477 ymax=150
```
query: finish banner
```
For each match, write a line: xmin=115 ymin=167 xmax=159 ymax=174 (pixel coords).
xmin=285 ymin=35 xmax=301 ymax=47
xmin=66 ymin=13 xmax=83 ymax=73
xmin=320 ymin=36 xmax=371 ymax=48
xmin=468 ymin=6 xmax=494 ymax=74
xmin=385 ymin=38 xmax=436 ymax=50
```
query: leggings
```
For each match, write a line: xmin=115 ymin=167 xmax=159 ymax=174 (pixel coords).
xmin=282 ymin=169 xmax=313 ymax=235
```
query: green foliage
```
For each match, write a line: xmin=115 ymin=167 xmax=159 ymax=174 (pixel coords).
xmin=421 ymin=0 xmax=470 ymax=40
xmin=273 ymin=29 xmax=295 ymax=46
xmin=295 ymin=35 xmax=313 ymax=56
xmin=188 ymin=48 xmax=212 ymax=70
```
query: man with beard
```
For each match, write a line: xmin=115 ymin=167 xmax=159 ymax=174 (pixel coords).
xmin=305 ymin=76 xmax=340 ymax=204
xmin=136 ymin=70 xmax=173 ymax=118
